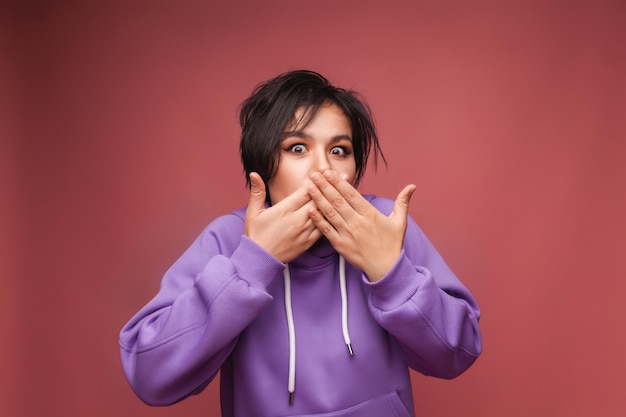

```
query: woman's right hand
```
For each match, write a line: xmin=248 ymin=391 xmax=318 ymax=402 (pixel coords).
xmin=244 ymin=172 xmax=322 ymax=263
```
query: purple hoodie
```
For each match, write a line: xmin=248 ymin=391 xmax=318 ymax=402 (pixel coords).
xmin=119 ymin=195 xmax=481 ymax=416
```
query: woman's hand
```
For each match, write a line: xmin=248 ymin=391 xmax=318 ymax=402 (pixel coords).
xmin=307 ymin=170 xmax=416 ymax=282
xmin=244 ymin=172 xmax=322 ymax=263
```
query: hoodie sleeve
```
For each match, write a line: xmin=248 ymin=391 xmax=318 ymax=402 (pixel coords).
xmin=364 ymin=199 xmax=482 ymax=379
xmin=118 ymin=213 xmax=285 ymax=406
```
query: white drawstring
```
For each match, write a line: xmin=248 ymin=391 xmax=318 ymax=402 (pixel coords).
xmin=283 ymin=265 xmax=296 ymax=404
xmin=339 ymin=256 xmax=354 ymax=356
xmin=283 ymin=255 xmax=353 ymax=405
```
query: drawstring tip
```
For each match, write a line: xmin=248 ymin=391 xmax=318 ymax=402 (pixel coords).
xmin=347 ymin=343 xmax=354 ymax=357
xmin=289 ymin=391 xmax=294 ymax=404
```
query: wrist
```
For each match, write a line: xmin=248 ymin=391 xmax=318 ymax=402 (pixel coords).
xmin=362 ymin=253 xmax=399 ymax=283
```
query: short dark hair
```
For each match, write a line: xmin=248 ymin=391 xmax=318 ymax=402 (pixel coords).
xmin=239 ymin=70 xmax=385 ymax=201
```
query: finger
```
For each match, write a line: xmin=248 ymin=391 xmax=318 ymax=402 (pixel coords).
xmin=390 ymin=184 xmax=416 ymax=221
xmin=309 ymin=171 xmax=350 ymax=216
xmin=307 ymin=182 xmax=349 ymax=230
xmin=291 ymin=206 xmax=323 ymax=247
xmin=273 ymin=179 xmax=315 ymax=211
xmin=308 ymin=205 xmax=340 ymax=241
xmin=314 ymin=170 xmax=372 ymax=216
xmin=247 ymin=172 xmax=267 ymax=214
xmin=292 ymin=198 xmax=320 ymax=224
xmin=307 ymin=223 xmax=323 ymax=243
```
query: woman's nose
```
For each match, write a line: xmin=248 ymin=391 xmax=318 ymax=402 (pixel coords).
xmin=314 ymin=152 xmax=330 ymax=173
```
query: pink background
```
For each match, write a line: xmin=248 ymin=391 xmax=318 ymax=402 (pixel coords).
xmin=3 ymin=1 xmax=625 ymax=416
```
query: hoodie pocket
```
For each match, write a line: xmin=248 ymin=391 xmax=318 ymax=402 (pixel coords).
xmin=285 ymin=391 xmax=412 ymax=417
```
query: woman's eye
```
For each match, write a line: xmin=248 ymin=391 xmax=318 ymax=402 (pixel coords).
xmin=288 ymin=144 xmax=306 ymax=153
xmin=330 ymin=146 xmax=348 ymax=156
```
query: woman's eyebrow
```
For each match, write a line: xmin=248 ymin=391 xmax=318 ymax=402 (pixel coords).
xmin=330 ymin=134 xmax=353 ymax=143
xmin=283 ymin=131 xmax=310 ymax=140
xmin=283 ymin=131 xmax=352 ymax=142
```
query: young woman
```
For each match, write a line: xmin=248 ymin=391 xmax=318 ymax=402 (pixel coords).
xmin=119 ymin=70 xmax=482 ymax=417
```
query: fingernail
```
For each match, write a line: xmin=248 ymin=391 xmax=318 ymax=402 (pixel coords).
xmin=340 ymin=173 xmax=348 ymax=180
xmin=311 ymin=172 xmax=322 ymax=183
xmin=308 ymin=184 xmax=319 ymax=194
xmin=323 ymin=170 xmax=333 ymax=180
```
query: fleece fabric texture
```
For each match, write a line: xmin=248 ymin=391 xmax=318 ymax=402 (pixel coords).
xmin=119 ymin=195 xmax=482 ymax=417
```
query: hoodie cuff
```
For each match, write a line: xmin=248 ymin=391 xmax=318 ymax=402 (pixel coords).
xmin=363 ymin=250 xmax=429 ymax=311
xmin=230 ymin=235 xmax=285 ymax=290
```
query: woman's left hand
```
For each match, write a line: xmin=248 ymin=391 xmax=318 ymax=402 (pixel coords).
xmin=307 ymin=170 xmax=416 ymax=282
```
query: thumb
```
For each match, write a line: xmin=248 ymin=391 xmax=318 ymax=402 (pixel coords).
xmin=390 ymin=184 xmax=416 ymax=221
xmin=247 ymin=172 xmax=267 ymax=213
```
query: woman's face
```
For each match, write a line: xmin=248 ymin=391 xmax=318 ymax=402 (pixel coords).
xmin=268 ymin=103 xmax=357 ymax=205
